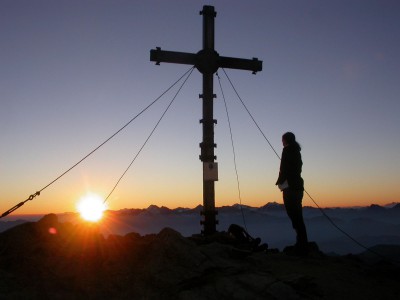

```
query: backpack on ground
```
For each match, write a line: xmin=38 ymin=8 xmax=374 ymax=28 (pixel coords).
xmin=228 ymin=224 xmax=268 ymax=252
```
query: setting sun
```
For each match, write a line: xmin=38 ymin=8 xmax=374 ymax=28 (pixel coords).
xmin=76 ymin=193 xmax=107 ymax=222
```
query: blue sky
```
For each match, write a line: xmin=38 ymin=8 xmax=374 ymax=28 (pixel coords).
xmin=1 ymin=0 xmax=400 ymax=214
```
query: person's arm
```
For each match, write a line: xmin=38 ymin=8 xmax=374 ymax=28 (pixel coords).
xmin=276 ymin=149 xmax=288 ymax=185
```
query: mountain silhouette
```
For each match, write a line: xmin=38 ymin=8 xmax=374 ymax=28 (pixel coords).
xmin=0 ymin=214 xmax=399 ymax=299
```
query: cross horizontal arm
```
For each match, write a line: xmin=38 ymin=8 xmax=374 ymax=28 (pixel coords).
xmin=150 ymin=48 xmax=197 ymax=66
xmin=151 ymin=48 xmax=263 ymax=74
xmin=219 ymin=56 xmax=262 ymax=73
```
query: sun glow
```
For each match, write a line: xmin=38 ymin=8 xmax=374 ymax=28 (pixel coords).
xmin=77 ymin=193 xmax=107 ymax=222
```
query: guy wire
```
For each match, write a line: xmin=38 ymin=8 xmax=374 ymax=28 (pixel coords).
xmin=1 ymin=66 xmax=195 ymax=218
xmin=216 ymin=72 xmax=248 ymax=232
xmin=104 ymin=67 xmax=195 ymax=203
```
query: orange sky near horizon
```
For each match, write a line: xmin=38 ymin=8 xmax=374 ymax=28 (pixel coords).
xmin=2 ymin=175 xmax=397 ymax=217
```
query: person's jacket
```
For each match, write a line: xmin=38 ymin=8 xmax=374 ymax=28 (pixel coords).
xmin=276 ymin=144 xmax=304 ymax=191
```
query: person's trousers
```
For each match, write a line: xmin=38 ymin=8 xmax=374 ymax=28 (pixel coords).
xmin=283 ymin=189 xmax=308 ymax=246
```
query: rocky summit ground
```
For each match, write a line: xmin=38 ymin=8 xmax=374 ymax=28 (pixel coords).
xmin=0 ymin=214 xmax=399 ymax=299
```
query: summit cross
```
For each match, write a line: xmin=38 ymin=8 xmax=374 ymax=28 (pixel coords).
xmin=150 ymin=5 xmax=262 ymax=235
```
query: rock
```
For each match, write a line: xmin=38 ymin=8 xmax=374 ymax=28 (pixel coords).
xmin=283 ymin=241 xmax=325 ymax=258
xmin=0 ymin=219 xmax=399 ymax=299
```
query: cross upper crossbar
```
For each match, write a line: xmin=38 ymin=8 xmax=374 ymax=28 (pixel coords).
xmin=150 ymin=47 xmax=262 ymax=74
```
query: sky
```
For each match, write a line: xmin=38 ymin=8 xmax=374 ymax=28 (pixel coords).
xmin=1 ymin=0 xmax=400 ymax=215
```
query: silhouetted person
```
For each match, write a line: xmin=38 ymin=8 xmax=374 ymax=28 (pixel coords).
xmin=276 ymin=132 xmax=308 ymax=255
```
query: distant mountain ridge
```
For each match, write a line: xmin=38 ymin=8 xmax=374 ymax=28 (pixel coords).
xmin=2 ymin=202 xmax=399 ymax=255
xmin=2 ymin=202 xmax=399 ymax=220
xmin=110 ymin=201 xmax=400 ymax=215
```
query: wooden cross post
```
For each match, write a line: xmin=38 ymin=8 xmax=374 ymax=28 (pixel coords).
xmin=150 ymin=5 xmax=262 ymax=235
